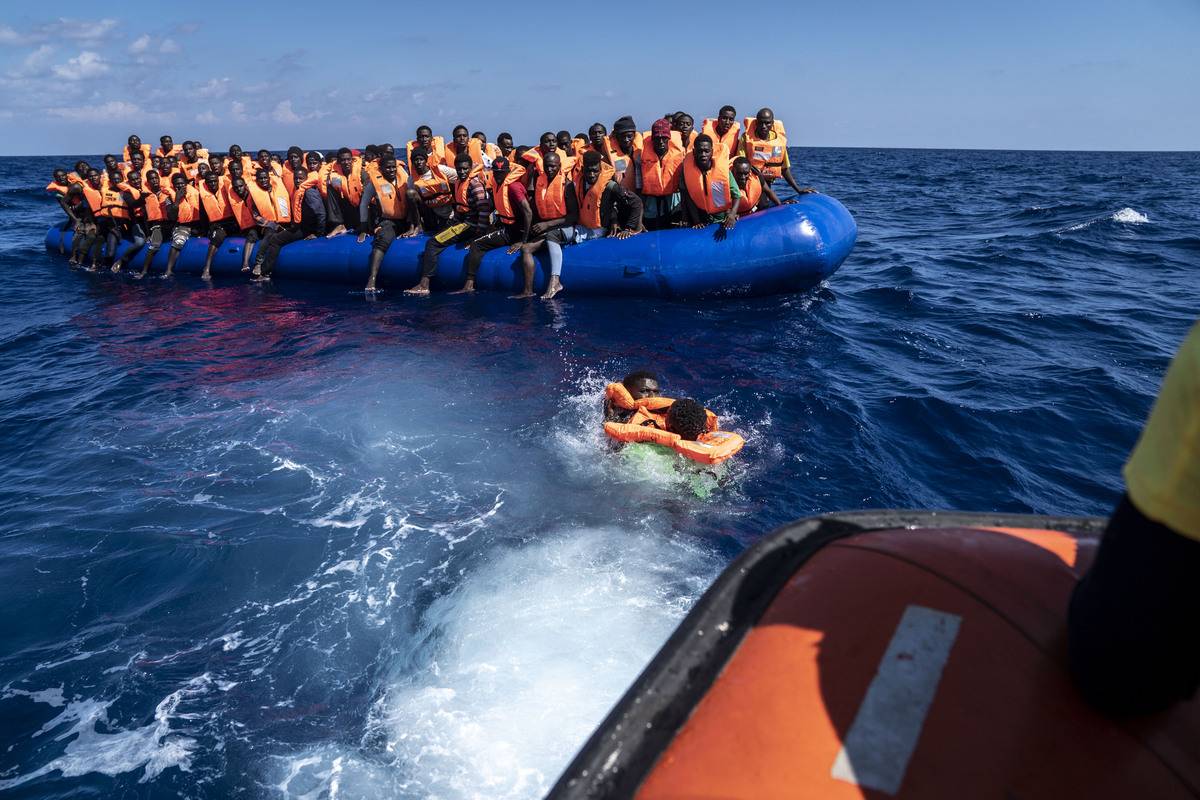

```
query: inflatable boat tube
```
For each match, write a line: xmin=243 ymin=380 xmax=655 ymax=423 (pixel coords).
xmin=45 ymin=194 xmax=856 ymax=298
xmin=550 ymin=510 xmax=1200 ymax=799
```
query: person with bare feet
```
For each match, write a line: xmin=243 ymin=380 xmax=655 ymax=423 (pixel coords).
xmin=163 ymin=172 xmax=200 ymax=279
xmin=403 ymin=152 xmax=491 ymax=296
xmin=452 ymin=156 xmax=532 ymax=294
xmin=514 ymin=150 xmax=576 ymax=299
xmin=358 ymin=155 xmax=417 ymax=293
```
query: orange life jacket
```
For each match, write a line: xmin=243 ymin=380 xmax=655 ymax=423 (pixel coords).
xmin=445 ymin=139 xmax=485 ymax=169
xmin=601 ymin=383 xmax=742 ymax=465
xmin=67 ymin=172 xmax=85 ymax=185
xmin=98 ymin=186 xmax=130 ymax=219
xmin=123 ymin=143 xmax=152 ymax=164
xmin=523 ymin=146 xmax=575 ymax=177
xmin=742 ymin=118 xmax=788 ymax=179
xmin=178 ymin=157 xmax=202 ymax=183
xmin=486 ymin=169 xmax=524 ymax=226
xmin=533 ymin=169 xmax=568 ymax=220
xmin=227 ymin=191 xmax=256 ymax=230
xmin=367 ymin=167 xmax=411 ymax=220
xmin=118 ymin=182 xmax=145 ymax=222
xmin=144 ymin=189 xmax=171 ymax=223
xmin=289 ymin=174 xmax=323 ymax=224
xmin=702 ymin=118 xmax=741 ymax=156
xmin=198 ymin=182 xmax=231 ymax=222
xmin=247 ymin=181 xmax=292 ymax=223
xmin=46 ymin=181 xmax=70 ymax=196
xmin=81 ymin=184 xmax=104 ymax=214
xmin=604 ymin=136 xmax=640 ymax=186
xmin=407 ymin=137 xmax=446 ymax=168
xmin=155 ymin=145 xmax=182 ymax=159
xmin=413 ymin=169 xmax=453 ymax=208
xmin=682 ymin=145 xmax=733 ymax=215
xmin=195 ymin=148 xmax=210 ymax=163
xmin=453 ymin=167 xmax=485 ymax=216
xmin=484 ymin=142 xmax=502 ymax=162
xmin=315 ymin=162 xmax=331 ymax=198
xmin=638 ymin=142 xmax=685 ymax=196
xmin=575 ymin=162 xmax=615 ymax=230
xmin=327 ymin=159 xmax=363 ymax=205
xmin=736 ymin=173 xmax=763 ymax=213
xmin=175 ymin=186 xmax=201 ymax=224
xmin=281 ymin=162 xmax=301 ymax=195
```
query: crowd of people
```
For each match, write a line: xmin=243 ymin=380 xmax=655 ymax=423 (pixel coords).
xmin=45 ymin=106 xmax=813 ymax=299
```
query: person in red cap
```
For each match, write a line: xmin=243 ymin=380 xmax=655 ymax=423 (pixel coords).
xmin=636 ymin=118 xmax=686 ymax=230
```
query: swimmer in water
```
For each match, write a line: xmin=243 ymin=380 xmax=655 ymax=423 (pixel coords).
xmin=604 ymin=370 xmax=660 ymax=422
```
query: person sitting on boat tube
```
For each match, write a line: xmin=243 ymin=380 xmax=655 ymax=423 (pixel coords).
xmin=449 ymin=156 xmax=533 ymax=295
xmin=681 ymin=135 xmax=740 ymax=231
xmin=1069 ymin=321 xmax=1200 ymax=716
xmin=603 ymin=382 xmax=745 ymax=466
xmin=404 ymin=151 xmax=491 ymax=296
xmin=637 ymin=119 xmax=686 ymax=231
xmin=742 ymin=107 xmax=813 ymax=200
xmin=359 ymin=155 xmax=418 ymax=294
xmin=731 ymin=156 xmax=782 ymax=217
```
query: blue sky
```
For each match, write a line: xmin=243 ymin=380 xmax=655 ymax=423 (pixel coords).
xmin=0 ymin=0 xmax=1196 ymax=155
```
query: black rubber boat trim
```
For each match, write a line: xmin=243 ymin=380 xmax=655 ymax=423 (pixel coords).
xmin=546 ymin=509 xmax=1106 ymax=800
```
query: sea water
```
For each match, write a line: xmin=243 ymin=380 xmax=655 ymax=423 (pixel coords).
xmin=0 ymin=148 xmax=1196 ymax=798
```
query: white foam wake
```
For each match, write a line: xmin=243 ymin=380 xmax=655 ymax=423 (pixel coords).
xmin=1110 ymin=207 xmax=1149 ymax=224
xmin=275 ymin=526 xmax=720 ymax=800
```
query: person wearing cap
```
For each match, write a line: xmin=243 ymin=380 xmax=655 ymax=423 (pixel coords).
xmin=451 ymin=156 xmax=532 ymax=294
xmin=404 ymin=151 xmax=491 ymax=296
xmin=605 ymin=116 xmax=641 ymax=189
xmin=636 ymin=118 xmax=686 ymax=230
xmin=1069 ymin=321 xmax=1200 ymax=716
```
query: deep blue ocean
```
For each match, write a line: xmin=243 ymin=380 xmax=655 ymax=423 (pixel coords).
xmin=0 ymin=148 xmax=1196 ymax=799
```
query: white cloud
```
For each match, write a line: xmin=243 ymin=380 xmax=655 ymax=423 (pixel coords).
xmin=196 ymin=77 xmax=231 ymax=99
xmin=51 ymin=51 xmax=108 ymax=80
xmin=8 ymin=44 xmax=56 ymax=77
xmin=46 ymin=100 xmax=170 ymax=123
xmin=0 ymin=26 xmax=20 ymax=45
xmin=128 ymin=34 xmax=151 ymax=54
xmin=195 ymin=110 xmax=218 ymax=124
xmin=272 ymin=100 xmax=302 ymax=124
xmin=159 ymin=38 xmax=179 ymax=54
xmin=231 ymin=100 xmax=248 ymax=122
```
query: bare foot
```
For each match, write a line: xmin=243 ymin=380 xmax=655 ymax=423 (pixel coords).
xmin=403 ymin=286 xmax=430 ymax=296
xmin=111 ymin=263 xmax=123 ymax=273
xmin=364 ymin=286 xmax=382 ymax=295
xmin=540 ymin=277 xmax=563 ymax=300
xmin=241 ymin=265 xmax=251 ymax=272
xmin=201 ymin=271 xmax=212 ymax=281
xmin=326 ymin=225 xmax=347 ymax=238
xmin=251 ymin=267 xmax=261 ymax=278
xmin=448 ymin=285 xmax=475 ymax=295
xmin=508 ymin=291 xmax=535 ymax=299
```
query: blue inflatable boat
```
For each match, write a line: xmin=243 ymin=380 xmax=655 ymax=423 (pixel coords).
xmin=45 ymin=194 xmax=856 ymax=298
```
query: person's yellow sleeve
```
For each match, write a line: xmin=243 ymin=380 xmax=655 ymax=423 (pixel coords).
xmin=1123 ymin=321 xmax=1200 ymax=539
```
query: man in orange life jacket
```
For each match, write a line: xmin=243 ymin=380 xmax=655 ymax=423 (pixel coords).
xmin=637 ymin=118 xmax=686 ymax=230
xmin=198 ymin=170 xmax=238 ymax=280
xmin=731 ymin=156 xmax=781 ymax=217
xmin=256 ymin=166 xmax=326 ymax=281
xmin=451 ymin=156 xmax=534 ymax=295
xmin=605 ymin=117 xmax=639 ymax=188
xmin=744 ymin=107 xmax=810 ymax=199
xmin=515 ymin=150 xmax=577 ymax=300
xmin=521 ymin=132 xmax=574 ymax=189
xmin=495 ymin=132 xmax=516 ymax=164
xmin=358 ymin=155 xmax=416 ymax=294
xmin=673 ymin=113 xmax=698 ymax=150
xmin=47 ymin=169 xmax=77 ymax=246
xmin=163 ymin=172 xmax=201 ymax=279
xmin=603 ymin=370 xmax=661 ymax=423
xmin=124 ymin=134 xmax=150 ymax=166
xmin=405 ymin=151 xmax=491 ymax=296
xmin=680 ymin=134 xmax=740 ymax=231
xmin=445 ymin=125 xmax=483 ymax=170
xmin=129 ymin=170 xmax=173 ymax=278
xmin=324 ymin=147 xmax=363 ymax=238
xmin=108 ymin=169 xmax=148 ymax=273
xmin=69 ymin=170 xmax=104 ymax=267
xmin=407 ymin=125 xmax=445 ymax=169
xmin=406 ymin=147 xmax=459 ymax=235
xmin=700 ymin=106 xmax=740 ymax=157
xmin=539 ymin=149 xmax=642 ymax=300
xmin=245 ymin=168 xmax=292 ymax=277
xmin=177 ymin=141 xmax=203 ymax=184
xmin=156 ymin=134 xmax=180 ymax=159
xmin=224 ymin=175 xmax=262 ymax=275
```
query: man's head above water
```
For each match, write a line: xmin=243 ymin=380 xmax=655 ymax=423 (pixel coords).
xmin=622 ymin=370 xmax=660 ymax=400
